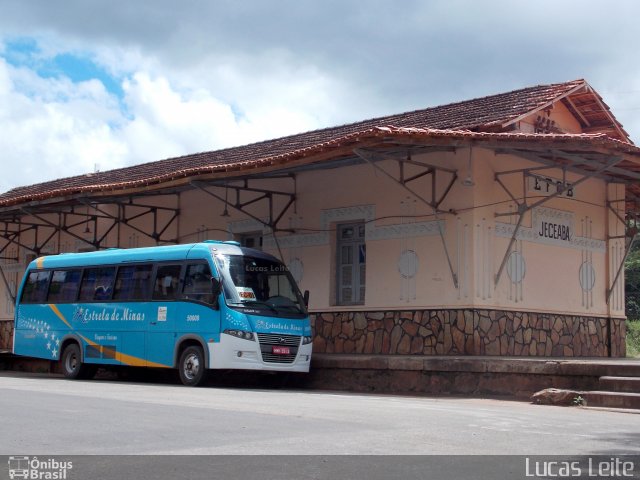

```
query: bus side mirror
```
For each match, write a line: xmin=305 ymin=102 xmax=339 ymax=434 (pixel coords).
xmin=303 ymin=290 xmax=310 ymax=307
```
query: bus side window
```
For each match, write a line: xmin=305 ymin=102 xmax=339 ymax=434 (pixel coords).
xmin=79 ymin=267 xmax=116 ymax=302
xmin=21 ymin=271 xmax=51 ymax=303
xmin=153 ymin=264 xmax=182 ymax=301
xmin=48 ymin=269 xmax=82 ymax=303
xmin=183 ymin=263 xmax=214 ymax=304
xmin=113 ymin=264 xmax=153 ymax=301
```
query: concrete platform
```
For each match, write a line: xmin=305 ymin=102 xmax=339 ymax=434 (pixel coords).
xmin=307 ymin=354 xmax=640 ymax=399
xmin=583 ymin=391 xmax=640 ymax=409
xmin=3 ymin=351 xmax=640 ymax=401
xmin=599 ymin=375 xmax=640 ymax=393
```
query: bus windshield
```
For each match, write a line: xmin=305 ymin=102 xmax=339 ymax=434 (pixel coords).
xmin=215 ymin=254 xmax=306 ymax=317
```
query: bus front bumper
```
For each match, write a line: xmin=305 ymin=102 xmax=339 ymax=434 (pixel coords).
xmin=208 ymin=333 xmax=312 ymax=372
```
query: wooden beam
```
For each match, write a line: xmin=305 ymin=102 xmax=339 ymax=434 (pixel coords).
xmin=562 ymin=96 xmax=591 ymax=127
xmin=583 ymin=85 xmax=629 ymax=142
xmin=501 ymin=81 xmax=587 ymax=128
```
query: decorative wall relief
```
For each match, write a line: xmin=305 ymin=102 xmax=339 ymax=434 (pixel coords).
xmin=580 ymin=216 xmax=595 ymax=310
xmin=128 ymin=233 xmax=140 ymax=248
xmin=475 ymin=218 xmax=493 ymax=300
xmin=288 ymin=257 xmax=304 ymax=284
xmin=398 ymin=198 xmax=418 ymax=302
xmin=227 ymin=218 xmax=266 ymax=236
xmin=609 ymin=239 xmax=625 ymax=312
xmin=398 ymin=250 xmax=419 ymax=301
xmin=255 ymin=204 xmax=444 ymax=250
xmin=456 ymin=218 xmax=470 ymax=300
xmin=286 ymin=216 xmax=304 ymax=283
xmin=495 ymin=207 xmax=605 ymax=253
xmin=507 ymin=249 xmax=525 ymax=302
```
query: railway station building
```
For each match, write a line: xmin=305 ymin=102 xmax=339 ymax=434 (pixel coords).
xmin=1 ymin=78 xmax=639 ymax=359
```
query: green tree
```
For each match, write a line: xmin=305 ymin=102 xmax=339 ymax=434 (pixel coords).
xmin=625 ymin=240 xmax=640 ymax=320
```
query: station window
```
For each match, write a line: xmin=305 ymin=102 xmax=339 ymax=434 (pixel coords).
xmin=336 ymin=222 xmax=366 ymax=305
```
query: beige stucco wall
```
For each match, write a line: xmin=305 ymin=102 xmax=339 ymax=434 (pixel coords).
xmin=275 ymin=147 xmax=622 ymax=318
xmin=467 ymin=147 xmax=623 ymax=318
xmin=0 ymin=146 xmax=625 ymax=321
xmin=518 ymin=100 xmax=583 ymax=134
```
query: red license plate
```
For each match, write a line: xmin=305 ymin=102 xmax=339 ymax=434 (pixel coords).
xmin=272 ymin=346 xmax=290 ymax=355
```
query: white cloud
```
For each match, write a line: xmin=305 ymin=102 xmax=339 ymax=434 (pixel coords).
xmin=2 ymin=0 xmax=640 ymax=194
xmin=120 ymin=72 xmax=241 ymax=160
xmin=0 ymin=46 xmax=355 ymax=192
xmin=115 ymin=62 xmax=357 ymax=162
xmin=0 ymin=58 xmax=127 ymax=192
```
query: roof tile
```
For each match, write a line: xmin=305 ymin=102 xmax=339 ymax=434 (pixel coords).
xmin=2 ymin=79 xmax=628 ymax=207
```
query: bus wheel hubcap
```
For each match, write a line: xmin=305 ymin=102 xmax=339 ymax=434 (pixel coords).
xmin=184 ymin=354 xmax=200 ymax=379
xmin=67 ymin=354 xmax=77 ymax=372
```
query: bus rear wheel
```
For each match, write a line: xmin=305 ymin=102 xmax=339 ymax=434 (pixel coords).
xmin=61 ymin=343 xmax=95 ymax=380
xmin=178 ymin=345 xmax=206 ymax=386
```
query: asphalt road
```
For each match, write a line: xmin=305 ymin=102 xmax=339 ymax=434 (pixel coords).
xmin=3 ymin=371 xmax=640 ymax=480
xmin=1 ymin=371 xmax=639 ymax=457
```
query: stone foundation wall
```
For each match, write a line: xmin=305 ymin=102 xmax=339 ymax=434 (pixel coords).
xmin=1 ymin=311 xmax=626 ymax=358
xmin=311 ymin=309 xmax=626 ymax=358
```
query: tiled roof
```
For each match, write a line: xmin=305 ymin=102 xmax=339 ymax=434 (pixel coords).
xmin=0 ymin=79 xmax=632 ymax=208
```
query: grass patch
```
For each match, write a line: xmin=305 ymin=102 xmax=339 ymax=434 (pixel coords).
xmin=627 ymin=320 xmax=640 ymax=358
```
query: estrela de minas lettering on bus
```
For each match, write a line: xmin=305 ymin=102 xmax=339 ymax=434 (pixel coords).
xmin=74 ymin=306 xmax=145 ymax=323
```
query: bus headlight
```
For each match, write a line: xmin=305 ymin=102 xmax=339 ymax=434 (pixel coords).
xmin=302 ymin=335 xmax=313 ymax=345
xmin=224 ymin=329 xmax=255 ymax=341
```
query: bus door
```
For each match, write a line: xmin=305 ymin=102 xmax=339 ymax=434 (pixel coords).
xmin=148 ymin=263 xmax=183 ymax=367
xmin=180 ymin=260 xmax=222 ymax=343
xmin=109 ymin=264 xmax=155 ymax=367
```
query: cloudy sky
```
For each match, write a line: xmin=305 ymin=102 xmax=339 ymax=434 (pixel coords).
xmin=0 ymin=0 xmax=639 ymax=194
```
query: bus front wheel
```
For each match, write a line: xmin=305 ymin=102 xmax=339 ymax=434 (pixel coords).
xmin=178 ymin=345 xmax=206 ymax=387
xmin=61 ymin=344 xmax=95 ymax=380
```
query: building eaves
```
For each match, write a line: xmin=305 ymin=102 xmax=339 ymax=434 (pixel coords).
xmin=0 ymin=79 xmax=631 ymax=209
xmin=1 ymin=126 xmax=639 ymax=210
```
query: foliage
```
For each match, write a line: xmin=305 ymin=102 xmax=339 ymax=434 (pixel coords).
xmin=624 ymin=237 xmax=640 ymax=357
xmin=625 ymin=239 xmax=640 ymax=320
xmin=627 ymin=320 xmax=640 ymax=358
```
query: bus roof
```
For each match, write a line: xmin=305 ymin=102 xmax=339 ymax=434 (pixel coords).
xmin=28 ymin=241 xmax=281 ymax=270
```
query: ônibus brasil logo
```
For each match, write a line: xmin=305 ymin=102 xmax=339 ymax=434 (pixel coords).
xmin=7 ymin=456 xmax=73 ymax=479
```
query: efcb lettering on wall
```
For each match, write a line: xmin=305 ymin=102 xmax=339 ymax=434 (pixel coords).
xmin=526 ymin=173 xmax=574 ymax=198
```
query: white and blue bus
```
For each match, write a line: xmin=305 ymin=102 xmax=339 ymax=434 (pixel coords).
xmin=12 ymin=241 xmax=312 ymax=386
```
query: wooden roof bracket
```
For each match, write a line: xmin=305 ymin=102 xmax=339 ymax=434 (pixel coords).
xmin=8 ymin=195 xmax=181 ymax=255
xmin=0 ymin=223 xmax=38 ymax=255
xmin=21 ymin=207 xmax=100 ymax=251
xmin=75 ymin=198 xmax=180 ymax=245
xmin=0 ymin=263 xmax=15 ymax=304
xmin=354 ymin=147 xmax=459 ymax=288
xmin=0 ymin=234 xmax=20 ymax=304
xmin=607 ymin=232 xmax=637 ymax=305
xmin=0 ymin=228 xmax=21 ymax=261
xmin=493 ymin=155 xmax=624 ymax=287
xmin=606 ymin=204 xmax=638 ymax=305
xmin=190 ymin=178 xmax=296 ymax=234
